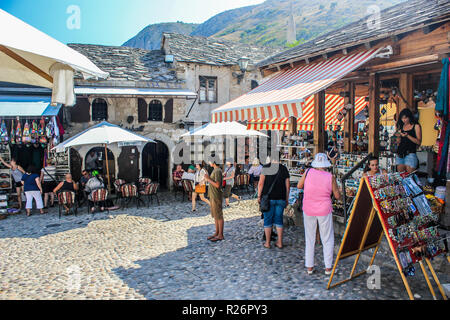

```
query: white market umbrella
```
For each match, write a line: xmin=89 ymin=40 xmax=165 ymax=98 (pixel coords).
xmin=0 ymin=9 xmax=109 ymax=106
xmin=53 ymin=121 xmax=155 ymax=191
xmin=181 ymin=121 xmax=268 ymax=138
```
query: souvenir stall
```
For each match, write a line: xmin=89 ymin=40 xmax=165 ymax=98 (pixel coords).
xmin=0 ymin=96 xmax=64 ymax=193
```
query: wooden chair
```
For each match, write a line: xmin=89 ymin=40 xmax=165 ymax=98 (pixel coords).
xmin=88 ymin=188 xmax=109 ymax=215
xmin=113 ymin=179 xmax=127 ymax=204
xmin=138 ymin=178 xmax=152 ymax=192
xmin=140 ymin=182 xmax=160 ymax=206
xmin=57 ymin=191 xmax=77 ymax=218
xmin=181 ymin=179 xmax=194 ymax=201
xmin=234 ymin=173 xmax=251 ymax=195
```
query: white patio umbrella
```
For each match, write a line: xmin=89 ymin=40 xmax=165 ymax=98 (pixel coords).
xmin=53 ymin=121 xmax=155 ymax=191
xmin=0 ymin=9 xmax=109 ymax=106
xmin=181 ymin=121 xmax=267 ymax=138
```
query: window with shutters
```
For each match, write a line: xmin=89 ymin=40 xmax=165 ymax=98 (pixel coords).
xmin=148 ymin=100 xmax=163 ymax=121
xmin=164 ymin=99 xmax=173 ymax=123
xmin=199 ymin=76 xmax=217 ymax=103
xmin=91 ymin=98 xmax=108 ymax=121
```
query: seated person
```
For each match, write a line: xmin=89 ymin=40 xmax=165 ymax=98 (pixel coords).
xmin=53 ymin=173 xmax=79 ymax=214
xmin=172 ymin=164 xmax=184 ymax=187
xmin=79 ymin=170 xmax=91 ymax=189
xmin=243 ymin=157 xmax=251 ymax=173
xmin=248 ymin=158 xmax=263 ymax=187
xmin=181 ymin=165 xmax=196 ymax=182
xmin=84 ymin=170 xmax=106 ymax=212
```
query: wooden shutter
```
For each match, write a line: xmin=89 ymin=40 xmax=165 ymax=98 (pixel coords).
xmin=164 ymin=99 xmax=173 ymax=123
xmin=70 ymin=98 xmax=90 ymax=123
xmin=138 ymin=98 xmax=147 ymax=123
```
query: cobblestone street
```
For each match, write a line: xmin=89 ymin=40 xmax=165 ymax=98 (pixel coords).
xmin=0 ymin=192 xmax=448 ymax=300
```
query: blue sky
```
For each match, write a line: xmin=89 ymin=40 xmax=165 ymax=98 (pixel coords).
xmin=1 ymin=0 xmax=264 ymax=46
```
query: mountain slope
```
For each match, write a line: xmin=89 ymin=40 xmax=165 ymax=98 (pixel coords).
xmin=123 ymin=22 xmax=198 ymax=50
xmin=124 ymin=0 xmax=407 ymax=49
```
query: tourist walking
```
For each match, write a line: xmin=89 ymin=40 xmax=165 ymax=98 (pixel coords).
xmin=223 ymin=159 xmax=241 ymax=207
xmin=204 ymin=161 xmax=224 ymax=242
xmin=192 ymin=162 xmax=210 ymax=212
xmin=40 ymin=159 xmax=57 ymax=209
xmin=21 ymin=165 xmax=44 ymax=216
xmin=297 ymin=153 xmax=341 ymax=275
xmin=258 ymin=158 xmax=290 ymax=249
xmin=395 ymin=108 xmax=422 ymax=173
xmin=0 ymin=156 xmax=25 ymax=210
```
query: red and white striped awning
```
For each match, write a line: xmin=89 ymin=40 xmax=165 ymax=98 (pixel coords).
xmin=212 ymin=47 xmax=384 ymax=123
xmin=247 ymin=95 xmax=367 ymax=131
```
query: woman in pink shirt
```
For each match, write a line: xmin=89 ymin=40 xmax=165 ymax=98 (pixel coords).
xmin=297 ymin=153 xmax=341 ymax=275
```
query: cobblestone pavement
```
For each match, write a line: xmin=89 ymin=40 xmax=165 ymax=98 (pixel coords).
xmin=0 ymin=191 xmax=448 ymax=300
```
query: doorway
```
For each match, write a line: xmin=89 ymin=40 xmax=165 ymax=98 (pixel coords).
xmin=70 ymin=148 xmax=82 ymax=182
xmin=118 ymin=146 xmax=140 ymax=183
xmin=142 ymin=141 xmax=169 ymax=189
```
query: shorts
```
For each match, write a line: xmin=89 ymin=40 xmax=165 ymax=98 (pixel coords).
xmin=396 ymin=153 xmax=418 ymax=169
xmin=210 ymin=197 xmax=223 ymax=220
xmin=43 ymin=181 xmax=57 ymax=193
xmin=223 ymin=185 xmax=233 ymax=198
xmin=14 ymin=181 xmax=23 ymax=188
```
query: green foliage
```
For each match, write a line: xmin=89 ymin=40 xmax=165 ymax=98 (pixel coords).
xmin=286 ymin=39 xmax=305 ymax=48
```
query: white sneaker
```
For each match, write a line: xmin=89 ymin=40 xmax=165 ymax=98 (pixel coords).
xmin=325 ymin=269 xmax=332 ymax=275
xmin=307 ymin=268 xmax=314 ymax=275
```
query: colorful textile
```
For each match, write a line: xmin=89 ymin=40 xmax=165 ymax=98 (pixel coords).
xmin=58 ymin=191 xmax=75 ymax=205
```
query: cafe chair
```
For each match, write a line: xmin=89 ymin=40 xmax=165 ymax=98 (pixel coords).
xmin=140 ymin=182 xmax=160 ymax=206
xmin=88 ymin=188 xmax=109 ymax=215
xmin=120 ymin=183 xmax=144 ymax=208
xmin=138 ymin=177 xmax=152 ymax=192
xmin=57 ymin=191 xmax=78 ymax=219
xmin=113 ymin=179 xmax=127 ymax=203
xmin=181 ymin=179 xmax=194 ymax=202
xmin=234 ymin=173 xmax=251 ymax=195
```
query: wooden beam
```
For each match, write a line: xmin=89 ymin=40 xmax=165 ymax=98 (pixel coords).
xmin=0 ymin=45 xmax=53 ymax=84
xmin=368 ymin=73 xmax=380 ymax=157
xmin=314 ymin=90 xmax=326 ymax=154
xmin=399 ymin=73 xmax=414 ymax=112
xmin=367 ymin=54 xmax=439 ymax=72
xmin=344 ymin=82 xmax=355 ymax=152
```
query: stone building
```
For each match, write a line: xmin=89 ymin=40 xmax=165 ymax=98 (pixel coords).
xmin=64 ymin=35 xmax=279 ymax=189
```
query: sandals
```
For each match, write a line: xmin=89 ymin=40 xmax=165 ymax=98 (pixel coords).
xmin=207 ymin=235 xmax=217 ymax=240
xmin=263 ymin=243 xmax=271 ymax=249
xmin=210 ymin=237 xmax=224 ymax=242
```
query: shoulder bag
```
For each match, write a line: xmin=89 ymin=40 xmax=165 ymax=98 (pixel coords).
xmin=259 ymin=168 xmax=281 ymax=212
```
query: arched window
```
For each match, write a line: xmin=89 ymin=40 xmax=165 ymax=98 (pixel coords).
xmin=138 ymin=98 xmax=148 ymax=123
xmin=148 ymin=100 xmax=163 ymax=121
xmin=91 ymin=98 xmax=108 ymax=121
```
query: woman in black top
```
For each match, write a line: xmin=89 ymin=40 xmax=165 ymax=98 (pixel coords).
xmin=53 ymin=173 xmax=78 ymax=214
xmin=257 ymin=159 xmax=290 ymax=249
xmin=395 ymin=109 xmax=422 ymax=173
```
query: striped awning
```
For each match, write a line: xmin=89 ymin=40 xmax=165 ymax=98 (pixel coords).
xmin=247 ymin=95 xmax=367 ymax=131
xmin=212 ymin=47 xmax=385 ymax=123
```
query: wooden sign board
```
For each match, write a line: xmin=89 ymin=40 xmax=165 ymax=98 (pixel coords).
xmin=327 ymin=177 xmax=448 ymax=300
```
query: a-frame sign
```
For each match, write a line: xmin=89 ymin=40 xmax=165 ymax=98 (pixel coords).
xmin=327 ymin=176 xmax=448 ymax=300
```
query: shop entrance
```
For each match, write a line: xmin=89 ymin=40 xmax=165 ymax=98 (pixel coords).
xmin=10 ymin=144 xmax=44 ymax=172
xmin=142 ymin=141 xmax=169 ymax=189
xmin=118 ymin=146 xmax=140 ymax=183
xmin=85 ymin=147 xmax=115 ymax=183
xmin=69 ymin=148 xmax=82 ymax=182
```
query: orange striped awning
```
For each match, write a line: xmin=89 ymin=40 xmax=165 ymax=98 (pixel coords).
xmin=247 ymin=95 xmax=367 ymax=131
xmin=212 ymin=47 xmax=384 ymax=123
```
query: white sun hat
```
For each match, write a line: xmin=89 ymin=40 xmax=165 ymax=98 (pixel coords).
xmin=311 ymin=153 xmax=332 ymax=168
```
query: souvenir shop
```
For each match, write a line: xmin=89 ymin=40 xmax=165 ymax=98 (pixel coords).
xmin=0 ymin=96 xmax=65 ymax=190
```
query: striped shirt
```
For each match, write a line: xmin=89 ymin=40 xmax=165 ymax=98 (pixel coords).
xmin=41 ymin=166 xmax=56 ymax=182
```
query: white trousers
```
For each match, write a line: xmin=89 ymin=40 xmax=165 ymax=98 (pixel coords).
xmin=25 ymin=191 xmax=43 ymax=210
xmin=303 ymin=213 xmax=334 ymax=269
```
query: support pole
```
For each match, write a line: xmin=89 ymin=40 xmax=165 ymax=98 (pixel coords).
xmin=344 ymin=82 xmax=355 ymax=153
xmin=368 ymin=73 xmax=380 ymax=157
xmin=419 ymin=260 xmax=437 ymax=300
xmin=425 ymin=258 xmax=448 ymax=300
xmin=104 ymin=144 xmax=111 ymax=193
xmin=314 ymin=90 xmax=326 ymax=155
xmin=399 ymin=73 xmax=414 ymax=112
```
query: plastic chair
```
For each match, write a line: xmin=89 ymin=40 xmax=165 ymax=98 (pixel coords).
xmin=140 ymin=182 xmax=160 ymax=206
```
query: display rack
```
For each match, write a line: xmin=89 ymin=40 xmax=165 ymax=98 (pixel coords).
xmin=50 ymin=149 xmax=70 ymax=182
xmin=278 ymin=132 xmax=314 ymax=178
xmin=0 ymin=144 xmax=11 ymax=214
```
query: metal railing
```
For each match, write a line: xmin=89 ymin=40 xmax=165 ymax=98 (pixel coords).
xmin=340 ymin=152 xmax=373 ymax=222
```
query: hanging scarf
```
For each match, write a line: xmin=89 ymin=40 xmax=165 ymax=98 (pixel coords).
xmin=436 ymin=58 xmax=450 ymax=176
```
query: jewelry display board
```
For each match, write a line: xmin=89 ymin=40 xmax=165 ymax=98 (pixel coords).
xmin=327 ymin=173 xmax=449 ymax=300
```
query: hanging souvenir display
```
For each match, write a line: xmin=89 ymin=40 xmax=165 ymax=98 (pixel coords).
xmin=15 ymin=120 xmax=22 ymax=145
xmin=22 ymin=120 xmax=31 ymax=145
xmin=0 ymin=120 xmax=9 ymax=145
xmin=10 ymin=119 xmax=15 ymax=145
xmin=30 ymin=120 xmax=38 ymax=144
xmin=39 ymin=117 xmax=47 ymax=146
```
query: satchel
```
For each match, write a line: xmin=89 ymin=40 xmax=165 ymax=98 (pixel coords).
xmin=259 ymin=169 xmax=281 ymax=212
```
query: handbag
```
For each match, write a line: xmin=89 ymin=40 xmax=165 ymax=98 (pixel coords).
xmin=259 ymin=168 xmax=281 ymax=212
xmin=195 ymin=184 xmax=206 ymax=194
